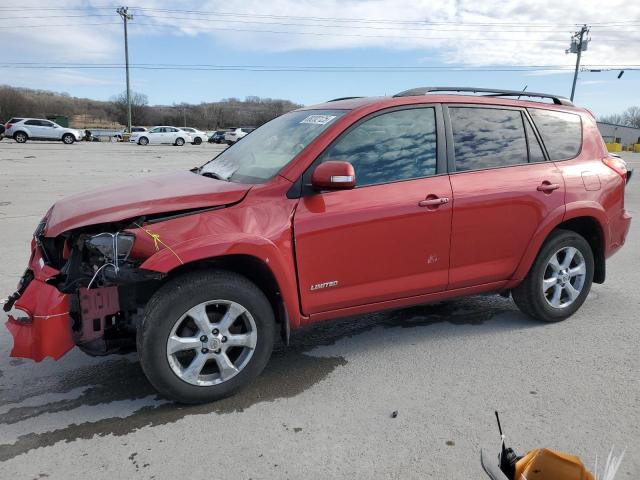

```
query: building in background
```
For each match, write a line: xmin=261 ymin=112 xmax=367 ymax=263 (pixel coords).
xmin=597 ymin=122 xmax=640 ymax=144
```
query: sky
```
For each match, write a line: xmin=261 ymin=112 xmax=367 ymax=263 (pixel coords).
xmin=1 ymin=0 xmax=639 ymax=116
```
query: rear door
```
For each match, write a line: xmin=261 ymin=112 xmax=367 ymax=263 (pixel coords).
xmin=23 ymin=120 xmax=44 ymax=138
xmin=293 ymin=105 xmax=452 ymax=316
xmin=444 ymin=105 xmax=565 ymax=289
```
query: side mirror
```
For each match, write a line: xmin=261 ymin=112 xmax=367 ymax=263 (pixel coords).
xmin=311 ymin=161 xmax=356 ymax=190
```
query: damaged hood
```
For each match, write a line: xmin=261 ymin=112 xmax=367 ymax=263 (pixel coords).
xmin=45 ymin=171 xmax=251 ymax=236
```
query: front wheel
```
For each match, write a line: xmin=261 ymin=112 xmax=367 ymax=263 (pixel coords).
xmin=512 ymin=229 xmax=594 ymax=322
xmin=192 ymin=137 xmax=202 ymax=145
xmin=138 ymin=136 xmax=149 ymax=146
xmin=175 ymin=137 xmax=185 ymax=146
xmin=138 ymin=271 xmax=275 ymax=404
xmin=62 ymin=133 xmax=75 ymax=144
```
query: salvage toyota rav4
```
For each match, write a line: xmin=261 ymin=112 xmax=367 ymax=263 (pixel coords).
xmin=4 ymin=87 xmax=632 ymax=404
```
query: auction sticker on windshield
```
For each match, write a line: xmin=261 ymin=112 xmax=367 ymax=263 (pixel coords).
xmin=299 ymin=115 xmax=337 ymax=125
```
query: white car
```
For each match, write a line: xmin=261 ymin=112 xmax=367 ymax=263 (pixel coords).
xmin=130 ymin=126 xmax=193 ymax=146
xmin=4 ymin=118 xmax=83 ymax=144
xmin=224 ymin=127 xmax=256 ymax=145
xmin=180 ymin=127 xmax=208 ymax=145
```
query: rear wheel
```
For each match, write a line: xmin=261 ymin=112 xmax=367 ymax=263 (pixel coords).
xmin=513 ymin=229 xmax=594 ymax=322
xmin=14 ymin=132 xmax=28 ymax=143
xmin=138 ymin=270 xmax=275 ymax=404
xmin=175 ymin=137 xmax=185 ymax=146
xmin=62 ymin=133 xmax=75 ymax=144
xmin=138 ymin=136 xmax=149 ymax=146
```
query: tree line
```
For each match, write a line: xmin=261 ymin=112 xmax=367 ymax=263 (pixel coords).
xmin=599 ymin=106 xmax=640 ymax=129
xmin=0 ymin=85 xmax=302 ymax=130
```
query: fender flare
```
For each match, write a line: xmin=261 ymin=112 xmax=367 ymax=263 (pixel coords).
xmin=140 ymin=233 xmax=302 ymax=330
xmin=508 ymin=201 xmax=609 ymax=286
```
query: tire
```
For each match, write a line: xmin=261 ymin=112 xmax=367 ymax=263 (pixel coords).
xmin=138 ymin=270 xmax=275 ymax=404
xmin=62 ymin=133 xmax=75 ymax=144
xmin=193 ymin=137 xmax=202 ymax=145
xmin=175 ymin=137 xmax=185 ymax=146
xmin=138 ymin=136 xmax=149 ymax=146
xmin=512 ymin=229 xmax=594 ymax=322
xmin=14 ymin=131 xmax=28 ymax=143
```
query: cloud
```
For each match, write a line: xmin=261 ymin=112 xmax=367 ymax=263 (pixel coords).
xmin=1 ymin=0 xmax=639 ymax=85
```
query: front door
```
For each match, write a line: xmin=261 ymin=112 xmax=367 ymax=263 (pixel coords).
xmin=444 ymin=105 xmax=565 ymax=289
xmin=293 ymin=106 xmax=452 ymax=316
xmin=147 ymin=127 xmax=164 ymax=144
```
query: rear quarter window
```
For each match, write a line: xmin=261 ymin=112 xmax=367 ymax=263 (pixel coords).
xmin=528 ymin=108 xmax=582 ymax=160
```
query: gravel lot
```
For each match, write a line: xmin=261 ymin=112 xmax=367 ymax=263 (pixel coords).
xmin=0 ymin=140 xmax=638 ymax=479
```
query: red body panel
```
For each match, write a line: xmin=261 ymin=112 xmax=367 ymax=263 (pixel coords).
xmin=294 ymin=176 xmax=452 ymax=315
xmin=5 ymin=94 xmax=633 ymax=363
xmin=448 ymin=162 xmax=565 ymax=289
xmin=45 ymin=171 xmax=252 ymax=237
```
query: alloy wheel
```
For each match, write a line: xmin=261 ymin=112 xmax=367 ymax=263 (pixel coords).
xmin=542 ymin=246 xmax=587 ymax=309
xmin=166 ymin=300 xmax=258 ymax=386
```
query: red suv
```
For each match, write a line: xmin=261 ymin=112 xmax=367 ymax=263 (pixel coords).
xmin=4 ymin=87 xmax=632 ymax=403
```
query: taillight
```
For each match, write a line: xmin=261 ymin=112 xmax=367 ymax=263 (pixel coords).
xmin=603 ymin=156 xmax=629 ymax=182
xmin=4 ymin=122 xmax=10 ymax=130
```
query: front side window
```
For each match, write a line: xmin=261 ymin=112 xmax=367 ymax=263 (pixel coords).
xmin=528 ymin=108 xmax=582 ymax=160
xmin=317 ymin=107 xmax=438 ymax=186
xmin=200 ymin=109 xmax=346 ymax=183
xmin=450 ymin=107 xmax=528 ymax=172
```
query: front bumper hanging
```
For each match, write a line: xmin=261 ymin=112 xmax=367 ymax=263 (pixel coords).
xmin=5 ymin=274 xmax=75 ymax=362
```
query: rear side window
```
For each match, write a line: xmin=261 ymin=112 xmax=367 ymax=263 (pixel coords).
xmin=8 ymin=118 xmax=23 ymax=124
xmin=528 ymin=109 xmax=582 ymax=160
xmin=318 ymin=107 xmax=438 ymax=187
xmin=450 ymin=107 xmax=527 ymax=172
xmin=24 ymin=120 xmax=41 ymax=126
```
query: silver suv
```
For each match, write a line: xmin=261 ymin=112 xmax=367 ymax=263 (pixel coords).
xmin=4 ymin=118 xmax=83 ymax=144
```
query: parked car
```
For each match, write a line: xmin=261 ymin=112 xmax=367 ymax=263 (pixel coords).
xmin=0 ymin=123 xmax=4 ymax=140
xmin=208 ymin=130 xmax=226 ymax=144
xmin=224 ymin=126 xmax=255 ymax=145
xmin=180 ymin=127 xmax=208 ymax=145
xmin=4 ymin=118 xmax=84 ymax=144
xmin=4 ymin=87 xmax=632 ymax=404
xmin=130 ymin=126 xmax=193 ymax=146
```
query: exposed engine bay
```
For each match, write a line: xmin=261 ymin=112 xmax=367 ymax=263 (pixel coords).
xmin=5 ymin=217 xmax=165 ymax=358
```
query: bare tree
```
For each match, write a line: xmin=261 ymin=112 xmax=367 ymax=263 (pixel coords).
xmin=623 ymin=106 xmax=640 ymax=128
xmin=111 ymin=90 xmax=149 ymax=126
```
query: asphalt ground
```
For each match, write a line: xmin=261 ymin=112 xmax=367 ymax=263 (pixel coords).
xmin=0 ymin=140 xmax=638 ymax=479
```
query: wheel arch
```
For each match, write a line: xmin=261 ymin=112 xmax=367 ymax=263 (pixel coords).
xmin=141 ymin=238 xmax=302 ymax=343
xmin=13 ymin=130 xmax=29 ymax=140
xmin=509 ymin=203 xmax=608 ymax=286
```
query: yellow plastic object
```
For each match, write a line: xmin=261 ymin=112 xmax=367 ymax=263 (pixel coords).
xmin=606 ymin=143 xmax=622 ymax=152
xmin=515 ymin=448 xmax=594 ymax=480
xmin=633 ymin=144 xmax=640 ymax=153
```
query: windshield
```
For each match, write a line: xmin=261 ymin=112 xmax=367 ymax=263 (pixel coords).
xmin=200 ymin=109 xmax=346 ymax=183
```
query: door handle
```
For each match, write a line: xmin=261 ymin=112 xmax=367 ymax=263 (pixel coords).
xmin=419 ymin=196 xmax=450 ymax=208
xmin=537 ymin=182 xmax=560 ymax=192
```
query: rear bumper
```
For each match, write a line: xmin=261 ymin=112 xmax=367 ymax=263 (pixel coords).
xmin=606 ymin=209 xmax=632 ymax=258
xmin=5 ymin=277 xmax=74 ymax=362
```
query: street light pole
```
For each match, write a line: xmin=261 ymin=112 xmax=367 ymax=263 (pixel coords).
xmin=117 ymin=6 xmax=133 ymax=133
xmin=568 ymin=24 xmax=590 ymax=102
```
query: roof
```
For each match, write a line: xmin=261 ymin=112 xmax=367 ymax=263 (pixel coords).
xmin=303 ymin=93 xmax=583 ymax=113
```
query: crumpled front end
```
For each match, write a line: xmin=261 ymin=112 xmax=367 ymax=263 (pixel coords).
xmin=5 ymin=277 xmax=74 ymax=362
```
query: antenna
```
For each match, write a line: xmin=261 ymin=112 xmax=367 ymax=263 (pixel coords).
xmin=495 ymin=411 xmax=504 ymax=437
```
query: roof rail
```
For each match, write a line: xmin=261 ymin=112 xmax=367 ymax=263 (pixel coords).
xmin=326 ymin=96 xmax=364 ymax=102
xmin=392 ymin=87 xmax=573 ymax=106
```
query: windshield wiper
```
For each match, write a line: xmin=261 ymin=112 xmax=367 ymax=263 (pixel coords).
xmin=201 ymin=171 xmax=229 ymax=181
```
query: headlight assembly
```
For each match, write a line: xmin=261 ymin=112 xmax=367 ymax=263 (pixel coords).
xmin=85 ymin=232 xmax=135 ymax=263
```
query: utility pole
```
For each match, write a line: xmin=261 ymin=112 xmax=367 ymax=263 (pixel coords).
xmin=117 ymin=6 xmax=133 ymax=133
xmin=567 ymin=24 xmax=590 ymax=102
